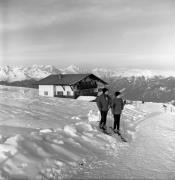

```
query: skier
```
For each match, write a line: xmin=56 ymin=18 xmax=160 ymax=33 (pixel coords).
xmin=96 ymin=88 xmax=111 ymax=131
xmin=111 ymin=91 xmax=124 ymax=134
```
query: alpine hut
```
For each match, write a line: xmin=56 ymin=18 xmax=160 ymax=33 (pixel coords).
xmin=37 ymin=74 xmax=108 ymax=98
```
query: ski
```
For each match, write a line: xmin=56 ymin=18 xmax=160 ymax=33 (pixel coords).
xmin=117 ymin=133 xmax=127 ymax=142
xmin=109 ymin=127 xmax=127 ymax=142
xmin=102 ymin=130 xmax=112 ymax=135
xmin=97 ymin=125 xmax=112 ymax=136
xmin=97 ymin=125 xmax=127 ymax=141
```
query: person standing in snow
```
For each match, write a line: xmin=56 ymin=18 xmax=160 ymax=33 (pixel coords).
xmin=111 ymin=91 xmax=124 ymax=133
xmin=96 ymin=88 xmax=111 ymax=131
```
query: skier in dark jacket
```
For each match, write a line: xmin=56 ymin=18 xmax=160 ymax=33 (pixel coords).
xmin=111 ymin=91 xmax=124 ymax=133
xmin=96 ymin=88 xmax=111 ymax=131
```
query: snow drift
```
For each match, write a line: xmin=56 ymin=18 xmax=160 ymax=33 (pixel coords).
xmin=0 ymin=85 xmax=175 ymax=179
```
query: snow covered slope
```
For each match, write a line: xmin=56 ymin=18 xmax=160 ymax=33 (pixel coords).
xmin=0 ymin=85 xmax=175 ymax=179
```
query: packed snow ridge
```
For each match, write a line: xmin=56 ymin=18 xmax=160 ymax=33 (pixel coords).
xmin=0 ymin=85 xmax=175 ymax=179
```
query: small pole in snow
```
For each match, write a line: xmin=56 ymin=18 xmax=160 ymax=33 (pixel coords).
xmin=170 ymin=106 xmax=173 ymax=112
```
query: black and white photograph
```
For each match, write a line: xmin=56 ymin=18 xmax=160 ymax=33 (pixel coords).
xmin=0 ymin=0 xmax=175 ymax=179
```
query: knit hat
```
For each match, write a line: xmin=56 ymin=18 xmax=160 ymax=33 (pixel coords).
xmin=115 ymin=91 xmax=121 ymax=97
xmin=102 ymin=88 xmax=108 ymax=93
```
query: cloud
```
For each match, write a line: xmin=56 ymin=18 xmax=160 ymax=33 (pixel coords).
xmin=1 ymin=0 xmax=175 ymax=69
xmin=2 ymin=0 xmax=174 ymax=31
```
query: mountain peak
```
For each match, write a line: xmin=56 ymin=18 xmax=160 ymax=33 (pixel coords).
xmin=0 ymin=65 xmax=61 ymax=82
xmin=66 ymin=65 xmax=80 ymax=71
xmin=61 ymin=65 xmax=80 ymax=74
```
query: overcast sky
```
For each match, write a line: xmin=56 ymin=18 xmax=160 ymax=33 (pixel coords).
xmin=0 ymin=0 xmax=175 ymax=69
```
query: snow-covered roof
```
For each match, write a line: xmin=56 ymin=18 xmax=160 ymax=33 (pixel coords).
xmin=37 ymin=74 xmax=108 ymax=85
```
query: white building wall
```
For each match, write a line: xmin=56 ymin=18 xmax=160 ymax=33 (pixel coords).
xmin=39 ymin=85 xmax=54 ymax=97
xmin=56 ymin=85 xmax=74 ymax=96
xmin=56 ymin=86 xmax=64 ymax=92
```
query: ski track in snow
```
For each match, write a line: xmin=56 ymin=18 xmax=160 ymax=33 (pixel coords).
xmin=0 ymin=85 xmax=175 ymax=179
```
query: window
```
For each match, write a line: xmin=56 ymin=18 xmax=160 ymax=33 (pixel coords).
xmin=44 ymin=91 xmax=48 ymax=96
xmin=57 ymin=91 xmax=63 ymax=96
xmin=67 ymin=91 xmax=71 ymax=96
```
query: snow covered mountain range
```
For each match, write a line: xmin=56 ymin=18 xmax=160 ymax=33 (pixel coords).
xmin=92 ymin=68 xmax=175 ymax=78
xmin=0 ymin=65 xmax=61 ymax=82
xmin=1 ymin=64 xmax=175 ymax=82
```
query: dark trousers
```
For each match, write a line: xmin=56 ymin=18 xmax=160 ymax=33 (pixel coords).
xmin=100 ymin=111 xmax=108 ymax=128
xmin=113 ymin=114 xmax=121 ymax=130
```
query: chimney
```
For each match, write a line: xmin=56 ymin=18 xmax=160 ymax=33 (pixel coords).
xmin=58 ymin=74 xmax=62 ymax=79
